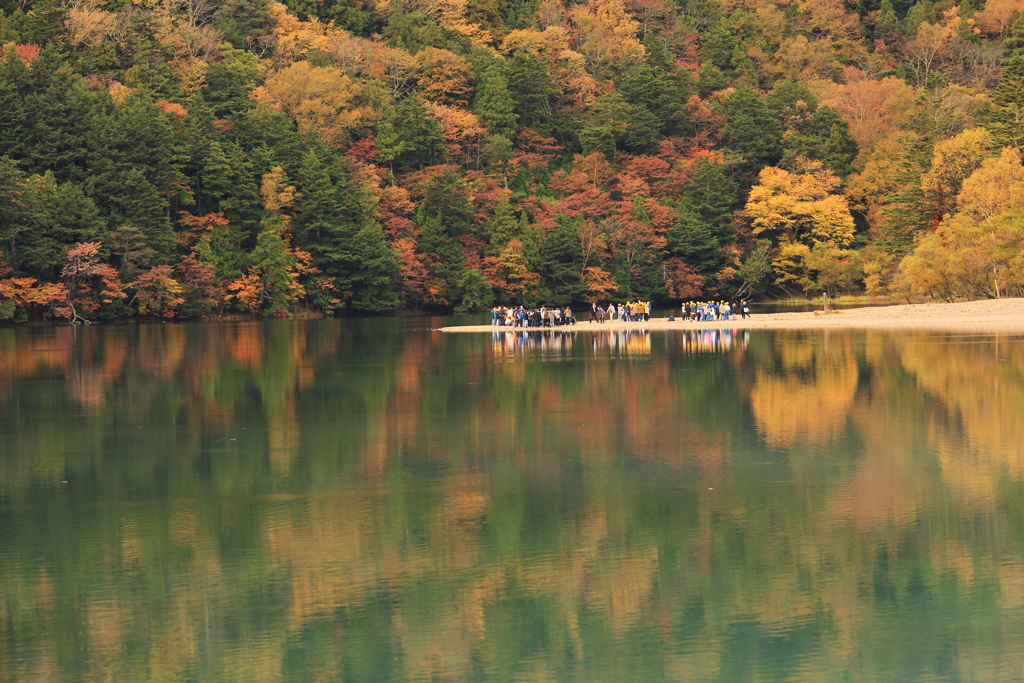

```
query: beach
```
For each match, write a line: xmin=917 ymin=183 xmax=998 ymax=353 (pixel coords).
xmin=440 ymin=298 xmax=1024 ymax=332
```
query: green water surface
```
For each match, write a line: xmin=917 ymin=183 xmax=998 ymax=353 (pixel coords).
xmin=1 ymin=318 xmax=1023 ymax=682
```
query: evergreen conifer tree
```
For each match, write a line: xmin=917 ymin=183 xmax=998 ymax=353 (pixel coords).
xmin=341 ymin=222 xmax=404 ymax=312
xmin=474 ymin=66 xmax=519 ymax=140
xmin=720 ymin=86 xmax=781 ymax=175
xmin=538 ymin=217 xmax=585 ymax=305
xmin=990 ymin=54 xmax=1024 ymax=149
xmin=250 ymin=218 xmax=296 ymax=315
xmin=485 ymin=194 xmax=518 ymax=255
xmin=668 ymin=204 xmax=722 ymax=274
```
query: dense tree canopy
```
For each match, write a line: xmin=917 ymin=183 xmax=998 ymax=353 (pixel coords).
xmin=0 ymin=0 xmax=1022 ymax=322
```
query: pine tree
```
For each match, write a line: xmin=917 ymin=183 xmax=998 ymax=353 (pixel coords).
xmin=538 ymin=217 xmax=586 ymax=305
xmin=579 ymin=93 xmax=631 ymax=161
xmin=780 ymin=106 xmax=858 ymax=177
xmin=875 ymin=0 xmax=901 ymax=45
xmin=293 ymin=150 xmax=343 ymax=249
xmin=455 ymin=268 xmax=495 ymax=312
xmin=396 ymin=94 xmax=444 ymax=169
xmin=503 ymin=51 xmax=554 ymax=132
xmin=1004 ymin=14 xmax=1024 ymax=56
xmin=681 ymin=158 xmax=741 ymax=243
xmin=13 ymin=173 xmax=108 ymax=281
xmin=519 ymin=211 xmax=541 ymax=270
xmin=668 ymin=204 xmax=722 ymax=274
xmin=474 ymin=66 xmax=518 ymax=140
xmin=201 ymin=141 xmax=235 ymax=214
xmin=5 ymin=47 xmax=95 ymax=181
xmin=0 ymin=53 xmax=32 ymax=158
xmin=417 ymin=214 xmax=465 ymax=305
xmin=250 ymin=218 xmax=296 ymax=314
xmin=419 ymin=167 xmax=474 ymax=235
xmin=342 ymin=222 xmax=404 ymax=312
xmin=720 ymin=86 xmax=782 ymax=176
xmin=989 ymin=54 xmax=1024 ymax=150
xmin=484 ymin=194 xmax=518 ymax=256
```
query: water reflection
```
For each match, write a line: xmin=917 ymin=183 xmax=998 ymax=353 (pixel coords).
xmin=487 ymin=328 xmax=750 ymax=358
xmin=0 ymin=321 xmax=1023 ymax=682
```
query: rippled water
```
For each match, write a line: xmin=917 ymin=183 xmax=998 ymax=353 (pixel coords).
xmin=1 ymin=319 xmax=1023 ymax=682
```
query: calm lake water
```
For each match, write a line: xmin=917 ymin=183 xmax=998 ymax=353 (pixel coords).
xmin=2 ymin=318 xmax=1023 ymax=682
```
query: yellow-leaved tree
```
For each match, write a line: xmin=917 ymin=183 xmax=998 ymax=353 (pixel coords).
xmin=895 ymin=147 xmax=1024 ymax=300
xmin=259 ymin=62 xmax=374 ymax=148
xmin=919 ymin=127 xmax=994 ymax=220
xmin=745 ymin=158 xmax=856 ymax=293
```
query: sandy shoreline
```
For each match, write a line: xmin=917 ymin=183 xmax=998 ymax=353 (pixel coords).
xmin=439 ymin=298 xmax=1024 ymax=333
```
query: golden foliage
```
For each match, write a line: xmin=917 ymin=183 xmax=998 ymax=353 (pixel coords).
xmin=260 ymin=167 xmax=298 ymax=213
xmin=261 ymin=61 xmax=374 ymax=147
xmin=956 ymin=146 xmax=1024 ymax=222
xmin=266 ymin=1 xmax=347 ymax=61
xmin=974 ymin=0 xmax=1024 ymax=36
xmin=920 ymin=127 xmax=993 ymax=215
xmin=568 ymin=0 xmax=645 ymax=76
xmin=775 ymin=35 xmax=844 ymax=85
xmin=900 ymin=19 xmax=957 ymax=85
xmin=895 ymin=145 xmax=1024 ymax=301
xmin=746 ymin=160 xmax=856 ymax=248
xmin=375 ymin=0 xmax=494 ymax=45
xmin=748 ymin=337 xmax=859 ymax=448
xmin=892 ymin=211 xmax=1024 ymax=300
xmin=65 ymin=0 xmax=129 ymax=49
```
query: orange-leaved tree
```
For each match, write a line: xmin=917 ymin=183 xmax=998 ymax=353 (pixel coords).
xmin=54 ymin=242 xmax=126 ymax=324
xmin=0 ymin=251 xmax=65 ymax=321
xmin=131 ymin=265 xmax=185 ymax=318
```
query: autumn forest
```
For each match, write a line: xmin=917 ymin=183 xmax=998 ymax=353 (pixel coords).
xmin=1 ymin=0 xmax=1023 ymax=320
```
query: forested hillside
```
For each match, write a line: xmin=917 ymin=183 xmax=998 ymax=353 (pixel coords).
xmin=0 ymin=0 xmax=1022 ymax=321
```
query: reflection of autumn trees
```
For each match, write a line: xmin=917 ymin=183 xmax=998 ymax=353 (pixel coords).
xmin=901 ymin=332 xmax=1024 ymax=502
xmin=747 ymin=332 xmax=859 ymax=448
xmin=3 ymin=323 xmax=1024 ymax=681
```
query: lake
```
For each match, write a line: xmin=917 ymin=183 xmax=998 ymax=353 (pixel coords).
xmin=1 ymin=318 xmax=1023 ymax=682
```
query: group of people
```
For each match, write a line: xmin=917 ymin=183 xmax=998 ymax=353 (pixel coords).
xmin=489 ymin=299 xmax=750 ymax=327
xmin=490 ymin=306 xmax=578 ymax=327
xmin=489 ymin=302 xmax=657 ymax=327
xmin=588 ymin=301 xmax=652 ymax=322
xmin=675 ymin=301 xmax=749 ymax=322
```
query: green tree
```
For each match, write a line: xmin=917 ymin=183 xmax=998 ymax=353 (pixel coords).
xmin=416 ymin=214 xmax=465 ymax=306
xmin=485 ymin=193 xmax=519 ymax=255
xmin=681 ymin=158 xmax=741 ymax=243
xmin=579 ymin=93 xmax=631 ymax=161
xmin=11 ymin=172 xmax=107 ymax=280
xmin=375 ymin=94 xmax=444 ymax=170
xmin=503 ymin=50 xmax=554 ymax=132
xmin=341 ymin=222 xmax=404 ymax=312
xmin=455 ymin=268 xmax=495 ymax=312
xmin=250 ymin=218 xmax=296 ymax=315
xmin=203 ymin=46 xmax=264 ymax=117
xmin=989 ymin=53 xmax=1024 ymax=150
xmin=780 ymin=106 xmax=858 ymax=178
xmin=719 ymin=86 xmax=781 ymax=175
xmin=419 ymin=167 xmax=475 ymax=235
xmin=474 ymin=65 xmax=519 ymax=140
xmin=538 ymin=217 xmax=586 ymax=305
xmin=667 ymin=204 xmax=722 ymax=274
